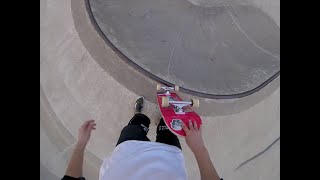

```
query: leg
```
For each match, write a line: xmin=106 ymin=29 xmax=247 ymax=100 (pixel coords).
xmin=116 ymin=97 xmax=150 ymax=146
xmin=156 ymin=118 xmax=182 ymax=150
xmin=116 ymin=113 xmax=150 ymax=146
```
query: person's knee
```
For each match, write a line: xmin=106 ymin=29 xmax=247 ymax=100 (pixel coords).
xmin=129 ymin=114 xmax=150 ymax=127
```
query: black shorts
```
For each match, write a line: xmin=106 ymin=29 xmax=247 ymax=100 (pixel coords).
xmin=116 ymin=113 xmax=181 ymax=149
xmin=61 ymin=175 xmax=85 ymax=180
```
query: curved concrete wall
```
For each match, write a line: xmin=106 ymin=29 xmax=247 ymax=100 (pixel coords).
xmin=40 ymin=0 xmax=280 ymax=179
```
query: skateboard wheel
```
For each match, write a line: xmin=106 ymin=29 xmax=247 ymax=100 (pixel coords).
xmin=191 ymin=98 xmax=199 ymax=108
xmin=174 ymin=85 xmax=179 ymax=92
xmin=156 ymin=84 xmax=162 ymax=91
xmin=161 ymin=97 xmax=170 ymax=107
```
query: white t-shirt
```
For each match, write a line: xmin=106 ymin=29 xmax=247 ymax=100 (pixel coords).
xmin=99 ymin=140 xmax=187 ymax=180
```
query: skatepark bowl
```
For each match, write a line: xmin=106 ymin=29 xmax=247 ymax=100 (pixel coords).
xmin=87 ymin=0 xmax=280 ymax=98
xmin=40 ymin=0 xmax=279 ymax=179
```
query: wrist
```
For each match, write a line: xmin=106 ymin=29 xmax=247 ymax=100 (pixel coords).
xmin=192 ymin=145 xmax=207 ymax=156
xmin=75 ymin=141 xmax=87 ymax=150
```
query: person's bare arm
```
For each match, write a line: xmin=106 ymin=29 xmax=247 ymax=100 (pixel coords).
xmin=182 ymin=120 xmax=221 ymax=180
xmin=64 ymin=120 xmax=96 ymax=178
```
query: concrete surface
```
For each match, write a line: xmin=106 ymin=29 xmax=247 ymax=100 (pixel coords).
xmin=40 ymin=0 xmax=280 ymax=179
xmin=88 ymin=0 xmax=280 ymax=96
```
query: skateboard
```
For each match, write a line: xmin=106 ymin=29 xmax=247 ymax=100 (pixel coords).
xmin=156 ymin=84 xmax=202 ymax=137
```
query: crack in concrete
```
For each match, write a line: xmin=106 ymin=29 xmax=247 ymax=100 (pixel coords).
xmin=226 ymin=7 xmax=280 ymax=60
xmin=167 ymin=31 xmax=181 ymax=77
xmin=235 ymin=136 xmax=280 ymax=171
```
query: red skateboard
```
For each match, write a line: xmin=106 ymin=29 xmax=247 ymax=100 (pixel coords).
xmin=156 ymin=84 xmax=202 ymax=137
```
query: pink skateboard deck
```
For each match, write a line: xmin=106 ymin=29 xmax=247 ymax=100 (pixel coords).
xmin=157 ymin=90 xmax=202 ymax=137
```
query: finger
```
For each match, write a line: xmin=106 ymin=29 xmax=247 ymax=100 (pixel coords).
xmin=87 ymin=122 xmax=96 ymax=130
xmin=193 ymin=121 xmax=198 ymax=130
xmin=182 ymin=123 xmax=190 ymax=135
xmin=89 ymin=122 xmax=96 ymax=126
xmin=84 ymin=120 xmax=95 ymax=127
xmin=88 ymin=120 xmax=95 ymax=125
xmin=81 ymin=122 xmax=90 ymax=131
xmin=90 ymin=124 xmax=96 ymax=130
xmin=81 ymin=120 xmax=91 ymax=129
xmin=91 ymin=123 xmax=97 ymax=129
xmin=189 ymin=120 xmax=195 ymax=131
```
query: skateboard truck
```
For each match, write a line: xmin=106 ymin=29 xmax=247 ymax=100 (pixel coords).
xmin=161 ymin=96 xmax=199 ymax=114
xmin=157 ymin=84 xmax=179 ymax=95
xmin=156 ymin=83 xmax=202 ymax=137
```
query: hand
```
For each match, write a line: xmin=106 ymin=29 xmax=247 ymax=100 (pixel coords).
xmin=182 ymin=120 xmax=206 ymax=155
xmin=77 ymin=120 xmax=96 ymax=148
